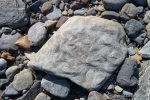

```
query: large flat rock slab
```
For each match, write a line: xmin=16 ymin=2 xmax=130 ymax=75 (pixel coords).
xmin=28 ymin=16 xmax=127 ymax=91
xmin=0 ymin=0 xmax=28 ymax=28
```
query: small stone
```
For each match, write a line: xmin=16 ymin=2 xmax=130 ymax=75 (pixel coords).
xmin=46 ymin=6 xmax=62 ymax=20
xmin=1 ymin=27 xmax=12 ymax=34
xmin=41 ymin=1 xmax=53 ymax=14
xmin=0 ymin=58 xmax=7 ymax=71
xmin=74 ymin=9 xmax=86 ymax=15
xmin=148 ymin=0 xmax=150 ymax=8
xmin=95 ymin=5 xmax=105 ymax=12
xmin=102 ymin=0 xmax=129 ymax=11
xmin=81 ymin=0 xmax=89 ymax=5
xmin=139 ymin=41 xmax=150 ymax=58
xmin=120 ymin=3 xmax=138 ymax=20
xmin=134 ymin=31 xmax=147 ymax=45
xmin=134 ymin=0 xmax=147 ymax=6
xmin=24 ymin=52 xmax=36 ymax=60
xmin=51 ymin=0 xmax=61 ymax=7
xmin=0 ymin=79 xmax=8 ymax=88
xmin=56 ymin=16 xmax=68 ymax=28
xmin=88 ymin=91 xmax=107 ymax=100
xmin=128 ymin=47 xmax=136 ymax=56
xmin=44 ymin=20 xmax=57 ymax=28
xmin=146 ymin=23 xmax=150 ymax=38
xmin=122 ymin=90 xmax=133 ymax=96
xmin=5 ymin=66 xmax=20 ymax=80
xmin=2 ymin=83 xmax=19 ymax=97
xmin=137 ymin=6 xmax=144 ymax=13
xmin=115 ymin=85 xmax=123 ymax=93
xmin=15 ymin=35 xmax=31 ymax=50
xmin=34 ymin=92 xmax=51 ymax=100
xmin=116 ymin=58 xmax=138 ymax=87
xmin=68 ymin=9 xmax=74 ymax=16
xmin=0 ymin=32 xmax=22 ymax=50
xmin=101 ymin=11 xmax=120 ymax=20
xmin=1 ymin=52 xmax=15 ymax=61
xmin=59 ymin=1 xmax=65 ymax=10
xmin=17 ymin=81 xmax=41 ymax=100
xmin=107 ymin=84 xmax=115 ymax=91
xmin=62 ymin=10 xmax=68 ymax=16
xmin=131 ymin=53 xmax=142 ymax=64
xmin=12 ymin=69 xmax=33 ymax=91
xmin=70 ymin=2 xmax=83 ymax=10
xmin=144 ymin=11 xmax=150 ymax=24
xmin=86 ymin=8 xmax=97 ymax=15
xmin=41 ymin=75 xmax=70 ymax=98
xmin=28 ymin=22 xmax=47 ymax=46
xmin=29 ymin=0 xmax=47 ymax=12
xmin=125 ymin=19 xmax=144 ymax=38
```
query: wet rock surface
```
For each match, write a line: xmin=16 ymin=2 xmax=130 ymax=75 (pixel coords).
xmin=0 ymin=0 xmax=150 ymax=100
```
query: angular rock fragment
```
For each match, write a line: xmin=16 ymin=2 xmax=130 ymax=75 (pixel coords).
xmin=116 ymin=58 xmax=138 ymax=87
xmin=41 ymin=75 xmax=70 ymax=98
xmin=28 ymin=16 xmax=127 ymax=91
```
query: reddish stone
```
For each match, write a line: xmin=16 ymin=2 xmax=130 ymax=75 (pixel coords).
xmin=56 ymin=16 xmax=68 ymax=28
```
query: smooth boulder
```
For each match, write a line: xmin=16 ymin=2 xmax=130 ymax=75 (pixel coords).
xmin=28 ymin=16 xmax=127 ymax=91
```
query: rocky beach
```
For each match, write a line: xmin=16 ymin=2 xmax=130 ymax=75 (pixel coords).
xmin=0 ymin=0 xmax=150 ymax=100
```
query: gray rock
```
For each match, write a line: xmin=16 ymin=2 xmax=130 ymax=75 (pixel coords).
xmin=5 ymin=66 xmax=20 ymax=81
xmin=68 ymin=9 xmax=74 ymax=16
xmin=125 ymin=19 xmax=144 ymax=38
xmin=146 ymin=23 xmax=150 ymax=39
xmin=128 ymin=47 xmax=136 ymax=56
xmin=148 ymin=0 xmax=150 ymax=8
xmin=0 ymin=79 xmax=8 ymax=88
xmin=46 ymin=6 xmax=62 ymax=20
xmin=134 ymin=31 xmax=147 ymax=45
xmin=17 ymin=81 xmax=41 ymax=100
xmin=116 ymin=58 xmax=138 ymax=87
xmin=34 ymin=92 xmax=51 ymax=100
xmin=29 ymin=0 xmax=48 ymax=12
xmin=0 ymin=32 xmax=22 ymax=50
xmin=87 ymin=91 xmax=106 ymax=100
xmin=137 ymin=7 xmax=144 ymax=13
xmin=74 ymin=9 xmax=86 ymax=15
xmin=28 ymin=16 xmax=127 ymax=91
xmin=12 ymin=69 xmax=33 ymax=91
xmin=120 ymin=3 xmax=138 ymax=20
xmin=134 ymin=0 xmax=147 ymax=6
xmin=144 ymin=11 xmax=150 ymax=24
xmin=101 ymin=11 xmax=120 ymax=20
xmin=2 ymin=84 xmax=19 ymax=97
xmin=134 ymin=60 xmax=150 ymax=100
xmin=70 ymin=2 xmax=83 ymax=10
xmin=41 ymin=75 xmax=70 ymax=98
xmin=1 ymin=27 xmax=12 ymax=34
xmin=28 ymin=22 xmax=47 ymax=46
xmin=86 ymin=8 xmax=97 ymax=15
xmin=0 ymin=58 xmax=7 ymax=71
xmin=41 ymin=1 xmax=53 ymax=14
xmin=51 ymin=0 xmax=61 ymax=7
xmin=102 ymin=0 xmax=129 ymax=10
xmin=5 ymin=66 xmax=20 ymax=78
xmin=139 ymin=41 xmax=150 ymax=58
xmin=0 ymin=0 xmax=28 ymax=29
xmin=59 ymin=1 xmax=65 ymax=10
